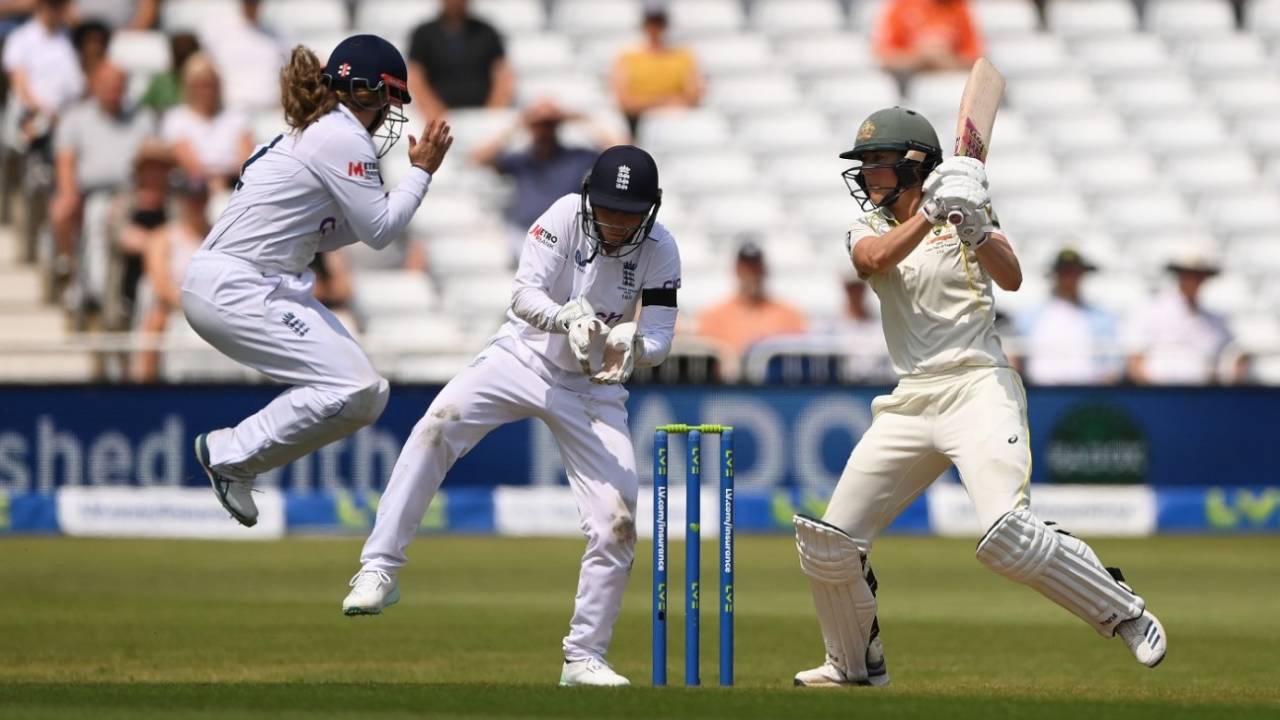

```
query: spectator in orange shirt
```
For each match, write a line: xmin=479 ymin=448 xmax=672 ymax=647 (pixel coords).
xmin=874 ymin=0 xmax=983 ymax=85
xmin=697 ymin=242 xmax=807 ymax=376
xmin=611 ymin=1 xmax=703 ymax=136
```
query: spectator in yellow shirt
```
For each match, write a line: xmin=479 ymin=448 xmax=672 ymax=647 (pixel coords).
xmin=610 ymin=2 xmax=703 ymax=136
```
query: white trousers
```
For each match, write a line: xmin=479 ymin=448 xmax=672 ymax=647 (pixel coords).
xmin=824 ymin=366 xmax=1032 ymax=546
xmin=180 ymin=253 xmax=389 ymax=479
xmin=359 ymin=332 xmax=639 ymax=663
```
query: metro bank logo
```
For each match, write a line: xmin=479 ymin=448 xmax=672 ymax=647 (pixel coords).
xmin=347 ymin=161 xmax=380 ymax=180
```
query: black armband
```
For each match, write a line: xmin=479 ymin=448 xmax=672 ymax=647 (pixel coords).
xmin=641 ymin=287 xmax=677 ymax=307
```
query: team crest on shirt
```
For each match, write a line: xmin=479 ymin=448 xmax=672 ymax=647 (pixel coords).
xmin=621 ymin=259 xmax=637 ymax=289
xmin=347 ymin=160 xmax=380 ymax=181
xmin=530 ymin=223 xmax=557 ymax=248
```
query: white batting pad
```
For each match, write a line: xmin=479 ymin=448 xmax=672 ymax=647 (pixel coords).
xmin=794 ymin=515 xmax=878 ymax=681
xmin=976 ymin=509 xmax=1145 ymax=637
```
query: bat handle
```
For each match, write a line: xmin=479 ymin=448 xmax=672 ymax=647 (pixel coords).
xmin=947 ymin=209 xmax=964 ymax=226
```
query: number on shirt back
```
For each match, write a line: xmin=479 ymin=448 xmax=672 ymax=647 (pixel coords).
xmin=234 ymin=134 xmax=283 ymax=191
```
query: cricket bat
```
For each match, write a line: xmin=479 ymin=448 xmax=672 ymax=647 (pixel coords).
xmin=947 ymin=57 xmax=1006 ymax=227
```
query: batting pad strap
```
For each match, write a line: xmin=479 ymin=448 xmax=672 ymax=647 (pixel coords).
xmin=976 ymin=509 xmax=1145 ymax=637
xmin=794 ymin=515 xmax=877 ymax=680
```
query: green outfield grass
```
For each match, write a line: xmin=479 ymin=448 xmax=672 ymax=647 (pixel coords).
xmin=1 ymin=534 xmax=1277 ymax=719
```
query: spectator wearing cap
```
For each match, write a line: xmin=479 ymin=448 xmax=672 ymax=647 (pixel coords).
xmin=406 ymin=0 xmax=514 ymax=119
xmin=1123 ymin=244 xmax=1241 ymax=385
xmin=611 ymin=1 xmax=704 ymax=137
xmin=472 ymin=97 xmax=625 ymax=265
xmin=199 ymin=0 xmax=286 ymax=112
xmin=161 ymin=52 xmax=253 ymax=191
xmin=1016 ymin=248 xmax=1120 ymax=385
xmin=874 ymin=0 xmax=982 ymax=91
xmin=696 ymin=242 xmax=808 ymax=373
xmin=816 ymin=270 xmax=894 ymax=383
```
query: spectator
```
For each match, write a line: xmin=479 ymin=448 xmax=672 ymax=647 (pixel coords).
xmin=611 ymin=1 xmax=703 ymax=137
xmin=51 ymin=61 xmax=155 ymax=313
xmin=139 ymin=31 xmax=199 ymax=112
xmin=407 ymin=0 xmax=513 ymax=118
xmin=116 ymin=141 xmax=175 ymax=328
xmin=696 ymin=241 xmax=808 ymax=372
xmin=818 ymin=270 xmax=894 ymax=383
xmin=0 ymin=2 xmax=36 ymax=39
xmin=2 ymin=0 xmax=83 ymax=153
xmin=874 ymin=0 xmax=982 ymax=88
xmin=162 ymin=52 xmax=253 ymax=191
xmin=1124 ymin=243 xmax=1241 ymax=385
xmin=1017 ymin=248 xmax=1120 ymax=385
xmin=199 ymin=0 xmax=286 ymax=112
xmin=73 ymin=0 xmax=158 ymax=30
xmin=471 ymin=97 xmax=623 ymax=264
xmin=133 ymin=175 xmax=207 ymax=383
xmin=70 ymin=17 xmax=110 ymax=76
xmin=311 ymin=251 xmax=353 ymax=311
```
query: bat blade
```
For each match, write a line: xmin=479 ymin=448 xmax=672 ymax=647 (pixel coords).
xmin=953 ymin=57 xmax=1006 ymax=162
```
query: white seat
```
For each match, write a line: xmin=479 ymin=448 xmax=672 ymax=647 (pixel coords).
xmin=795 ymin=195 xmax=863 ymax=239
xmin=985 ymin=150 xmax=1061 ymax=196
xmin=1164 ymin=150 xmax=1261 ymax=193
xmin=108 ymin=31 xmax=170 ymax=76
xmin=771 ymin=271 xmax=843 ymax=319
xmin=392 ymin=354 xmax=476 ymax=382
xmin=410 ymin=192 xmax=490 ymax=235
xmin=354 ymin=270 xmax=439 ymax=316
xmin=363 ymin=314 xmax=469 ymax=354
xmin=161 ymin=0 xmax=242 ymax=32
xmin=1062 ymin=149 xmax=1160 ymax=195
xmin=1082 ymin=273 xmax=1149 ymax=316
xmin=690 ymin=34 xmax=775 ymax=76
xmin=507 ymin=34 xmax=575 ymax=74
xmin=250 ymin=110 xmax=287 ymax=144
xmin=663 ymin=150 xmax=758 ymax=193
xmin=440 ymin=107 xmax=520 ymax=156
xmin=1132 ymin=112 xmax=1231 ymax=155
xmin=260 ymin=0 xmax=348 ymax=36
xmin=1008 ymin=75 xmax=1098 ymax=116
xmin=1097 ymin=190 xmax=1197 ymax=234
xmin=906 ymin=71 xmax=973 ymax=117
xmin=1246 ymin=0 xmax=1280 ymax=39
xmin=808 ymin=72 xmax=901 ymax=124
xmin=974 ymin=0 xmax=1040 ymax=37
xmin=850 ymin=0 xmax=886 ymax=31
xmin=1208 ymin=77 xmax=1280 ymax=117
xmin=752 ymin=0 xmax=846 ymax=36
xmin=637 ymin=107 xmax=732 ymax=153
xmin=440 ymin=273 xmax=516 ymax=323
xmin=995 ymin=192 xmax=1091 ymax=235
xmin=1235 ymin=113 xmax=1280 ymax=156
xmin=668 ymin=0 xmax=745 ymax=36
xmin=1074 ymin=35 xmax=1172 ymax=77
xmin=1039 ymin=111 xmax=1130 ymax=154
xmin=706 ymin=74 xmax=802 ymax=115
xmin=552 ymin=0 xmax=641 ymax=38
xmin=1104 ymin=74 xmax=1198 ymax=116
xmin=777 ymin=33 xmax=874 ymax=79
xmin=1225 ymin=236 xmax=1280 ymax=275
xmin=303 ymin=32 xmax=357 ymax=63
xmin=987 ymin=33 xmax=1072 ymax=78
xmin=1046 ymin=0 xmax=1139 ymax=37
xmin=1146 ymin=0 xmax=1236 ymax=38
xmin=1229 ymin=312 xmax=1280 ymax=353
xmin=736 ymin=111 xmax=833 ymax=157
xmin=471 ymin=0 xmax=546 ymax=34
xmin=577 ymin=34 xmax=640 ymax=76
xmin=354 ymin=0 xmax=440 ymax=39
xmin=515 ymin=72 xmax=605 ymax=110
xmin=698 ymin=193 xmax=787 ymax=236
xmin=1182 ymin=34 xmax=1273 ymax=77
xmin=424 ymin=236 xmax=511 ymax=276
xmin=1198 ymin=191 xmax=1280 ymax=235
xmin=1199 ymin=274 xmax=1255 ymax=317
xmin=765 ymin=152 xmax=854 ymax=199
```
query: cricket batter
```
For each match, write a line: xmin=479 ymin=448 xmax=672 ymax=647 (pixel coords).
xmin=342 ymin=146 xmax=681 ymax=688
xmin=792 ymin=107 xmax=1166 ymax=686
xmin=183 ymin=35 xmax=452 ymax=527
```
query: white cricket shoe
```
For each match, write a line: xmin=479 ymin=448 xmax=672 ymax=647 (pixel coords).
xmin=794 ymin=641 xmax=890 ymax=687
xmin=195 ymin=433 xmax=257 ymax=527
xmin=1116 ymin=610 xmax=1167 ymax=668
xmin=343 ymin=570 xmax=400 ymax=616
xmin=559 ymin=657 xmax=630 ymax=687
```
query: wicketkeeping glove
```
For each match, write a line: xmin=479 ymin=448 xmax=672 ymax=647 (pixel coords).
xmin=568 ymin=315 xmax=608 ymax=374
xmin=591 ymin=322 xmax=643 ymax=385
xmin=554 ymin=296 xmax=595 ymax=333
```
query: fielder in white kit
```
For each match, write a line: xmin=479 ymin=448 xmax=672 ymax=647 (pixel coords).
xmin=343 ymin=146 xmax=680 ymax=687
xmin=792 ymin=107 xmax=1167 ymax=687
xmin=183 ymin=35 xmax=453 ymax=527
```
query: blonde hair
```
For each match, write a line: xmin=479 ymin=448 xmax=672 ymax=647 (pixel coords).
xmin=281 ymin=45 xmax=389 ymax=133
xmin=181 ymin=52 xmax=222 ymax=113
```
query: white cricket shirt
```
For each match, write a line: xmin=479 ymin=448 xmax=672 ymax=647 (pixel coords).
xmin=848 ymin=208 xmax=1009 ymax=377
xmin=504 ymin=194 xmax=682 ymax=374
xmin=199 ymin=104 xmax=430 ymax=275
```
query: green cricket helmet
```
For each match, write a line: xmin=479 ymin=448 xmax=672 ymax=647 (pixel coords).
xmin=839 ymin=106 xmax=943 ymax=211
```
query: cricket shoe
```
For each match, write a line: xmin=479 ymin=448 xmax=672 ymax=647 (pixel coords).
xmin=195 ymin=433 xmax=257 ymax=527
xmin=343 ymin=570 xmax=399 ymax=616
xmin=1116 ymin=610 xmax=1166 ymax=668
xmin=794 ymin=641 xmax=890 ymax=688
xmin=559 ymin=657 xmax=630 ymax=687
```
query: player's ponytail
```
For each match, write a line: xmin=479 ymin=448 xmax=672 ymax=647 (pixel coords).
xmin=281 ymin=45 xmax=337 ymax=132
